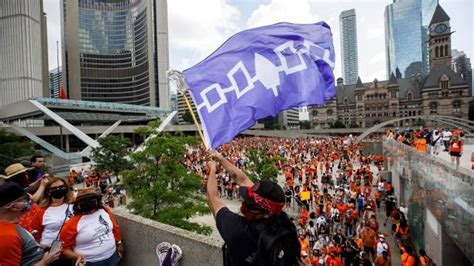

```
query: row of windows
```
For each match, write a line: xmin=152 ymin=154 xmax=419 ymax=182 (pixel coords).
xmin=434 ymin=45 xmax=449 ymax=58
xmin=428 ymin=90 xmax=463 ymax=98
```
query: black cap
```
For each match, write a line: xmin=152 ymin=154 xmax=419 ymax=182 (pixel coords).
xmin=240 ymin=179 xmax=285 ymax=211
xmin=0 ymin=182 xmax=26 ymax=207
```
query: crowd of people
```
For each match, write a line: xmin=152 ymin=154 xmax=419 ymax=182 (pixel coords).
xmin=1 ymin=133 xmax=446 ymax=265
xmin=188 ymin=136 xmax=435 ymax=266
xmin=0 ymin=155 xmax=124 ymax=266
xmin=384 ymin=127 xmax=469 ymax=168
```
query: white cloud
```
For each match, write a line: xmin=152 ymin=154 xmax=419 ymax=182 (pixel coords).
xmin=365 ymin=26 xmax=384 ymax=40
xmin=168 ymin=0 xmax=242 ymax=60
xmin=247 ymin=0 xmax=319 ymax=28
xmin=368 ymin=52 xmax=385 ymax=65
xmin=44 ymin=0 xmax=62 ymax=70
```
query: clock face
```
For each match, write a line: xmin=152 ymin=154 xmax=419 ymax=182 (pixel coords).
xmin=435 ymin=23 xmax=448 ymax=34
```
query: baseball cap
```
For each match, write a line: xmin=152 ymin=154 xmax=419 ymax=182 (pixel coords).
xmin=0 ymin=182 xmax=26 ymax=207
xmin=239 ymin=179 xmax=285 ymax=215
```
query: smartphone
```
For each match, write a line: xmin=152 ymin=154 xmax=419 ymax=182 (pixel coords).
xmin=50 ymin=240 xmax=62 ymax=254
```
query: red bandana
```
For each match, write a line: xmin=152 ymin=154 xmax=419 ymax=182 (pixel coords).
xmin=247 ymin=187 xmax=285 ymax=215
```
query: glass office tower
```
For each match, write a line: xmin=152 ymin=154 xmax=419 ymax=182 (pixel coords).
xmin=62 ymin=0 xmax=170 ymax=108
xmin=384 ymin=0 xmax=438 ymax=79
xmin=339 ymin=9 xmax=359 ymax=85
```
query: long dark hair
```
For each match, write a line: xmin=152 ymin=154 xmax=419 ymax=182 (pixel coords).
xmin=255 ymin=211 xmax=301 ymax=266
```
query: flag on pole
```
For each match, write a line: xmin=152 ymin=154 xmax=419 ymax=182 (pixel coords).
xmin=183 ymin=22 xmax=336 ymax=149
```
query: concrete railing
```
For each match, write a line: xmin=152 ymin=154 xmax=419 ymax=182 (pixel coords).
xmin=112 ymin=209 xmax=223 ymax=266
xmin=383 ymin=140 xmax=473 ymax=265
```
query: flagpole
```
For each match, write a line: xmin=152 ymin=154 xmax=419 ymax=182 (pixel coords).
xmin=182 ymin=90 xmax=208 ymax=150
xmin=167 ymin=70 xmax=209 ymax=150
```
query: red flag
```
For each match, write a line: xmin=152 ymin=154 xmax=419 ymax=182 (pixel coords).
xmin=59 ymin=86 xmax=68 ymax=100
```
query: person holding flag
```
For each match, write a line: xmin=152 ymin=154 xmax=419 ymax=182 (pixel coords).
xmin=178 ymin=19 xmax=336 ymax=265
xmin=206 ymin=150 xmax=300 ymax=266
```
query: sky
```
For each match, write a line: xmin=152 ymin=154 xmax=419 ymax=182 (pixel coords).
xmin=44 ymin=0 xmax=472 ymax=83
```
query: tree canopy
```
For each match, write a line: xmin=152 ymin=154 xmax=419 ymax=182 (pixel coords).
xmin=122 ymin=121 xmax=211 ymax=235
xmin=0 ymin=130 xmax=35 ymax=174
xmin=91 ymin=135 xmax=132 ymax=179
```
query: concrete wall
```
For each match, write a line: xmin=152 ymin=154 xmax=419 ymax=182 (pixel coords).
xmin=383 ymin=140 xmax=473 ymax=265
xmin=361 ymin=141 xmax=383 ymax=155
xmin=112 ymin=209 xmax=223 ymax=266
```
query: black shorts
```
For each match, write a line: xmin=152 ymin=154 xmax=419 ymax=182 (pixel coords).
xmin=450 ymin=152 xmax=461 ymax=157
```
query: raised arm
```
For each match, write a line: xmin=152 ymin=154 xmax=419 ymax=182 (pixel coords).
xmin=208 ymin=150 xmax=253 ymax=187
xmin=206 ymin=160 xmax=225 ymax=217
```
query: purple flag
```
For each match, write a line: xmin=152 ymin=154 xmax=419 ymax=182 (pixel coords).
xmin=184 ymin=22 xmax=335 ymax=149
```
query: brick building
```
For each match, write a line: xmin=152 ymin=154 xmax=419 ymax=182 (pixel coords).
xmin=309 ymin=4 xmax=472 ymax=129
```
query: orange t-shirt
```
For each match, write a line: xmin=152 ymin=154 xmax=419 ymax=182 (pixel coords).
xmin=401 ymin=253 xmax=415 ymax=266
xmin=0 ymin=222 xmax=23 ymax=265
xmin=326 ymin=255 xmax=343 ymax=266
xmin=416 ymin=138 xmax=427 ymax=152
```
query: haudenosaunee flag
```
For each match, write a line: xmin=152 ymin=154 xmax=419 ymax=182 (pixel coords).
xmin=183 ymin=22 xmax=336 ymax=149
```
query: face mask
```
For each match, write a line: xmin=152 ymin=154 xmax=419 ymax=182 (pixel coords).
xmin=50 ymin=188 xmax=68 ymax=199
xmin=77 ymin=200 xmax=99 ymax=213
xmin=240 ymin=202 xmax=258 ymax=220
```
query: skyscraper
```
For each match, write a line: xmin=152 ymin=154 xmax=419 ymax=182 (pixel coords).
xmin=49 ymin=67 xmax=63 ymax=99
xmin=452 ymin=49 xmax=473 ymax=95
xmin=384 ymin=0 xmax=438 ymax=79
xmin=0 ymin=0 xmax=49 ymax=107
xmin=339 ymin=9 xmax=359 ymax=85
xmin=62 ymin=0 xmax=169 ymax=108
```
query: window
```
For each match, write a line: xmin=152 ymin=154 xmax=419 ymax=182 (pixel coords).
xmin=441 ymin=81 xmax=448 ymax=89
xmin=344 ymin=98 xmax=348 ymax=105
xmin=326 ymin=109 xmax=333 ymax=116
xmin=407 ymin=92 xmax=412 ymax=101
xmin=391 ymin=91 xmax=397 ymax=98
xmin=445 ymin=45 xmax=449 ymax=57
xmin=453 ymin=101 xmax=461 ymax=113
xmin=435 ymin=46 xmax=439 ymax=57
xmin=312 ymin=110 xmax=318 ymax=116
xmin=440 ymin=46 xmax=444 ymax=57
xmin=430 ymin=102 xmax=438 ymax=114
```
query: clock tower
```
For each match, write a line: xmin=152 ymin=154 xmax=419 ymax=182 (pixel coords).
xmin=428 ymin=4 xmax=452 ymax=69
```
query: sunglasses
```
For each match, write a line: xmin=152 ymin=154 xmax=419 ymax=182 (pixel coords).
xmin=50 ymin=185 xmax=66 ymax=192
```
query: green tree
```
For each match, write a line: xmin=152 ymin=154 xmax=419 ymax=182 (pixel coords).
xmin=0 ymin=130 xmax=35 ymax=174
xmin=122 ymin=121 xmax=211 ymax=235
xmin=91 ymin=135 xmax=132 ymax=180
xmin=299 ymin=120 xmax=311 ymax=129
xmin=330 ymin=120 xmax=346 ymax=129
xmin=245 ymin=148 xmax=283 ymax=182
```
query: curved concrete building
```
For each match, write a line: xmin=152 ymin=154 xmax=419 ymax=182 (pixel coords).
xmin=62 ymin=0 xmax=169 ymax=107
xmin=0 ymin=0 xmax=49 ymax=107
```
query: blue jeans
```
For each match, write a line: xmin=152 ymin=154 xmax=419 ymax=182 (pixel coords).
xmin=86 ymin=253 xmax=118 ymax=266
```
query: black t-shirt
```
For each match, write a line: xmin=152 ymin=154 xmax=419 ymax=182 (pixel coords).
xmin=216 ymin=207 xmax=268 ymax=265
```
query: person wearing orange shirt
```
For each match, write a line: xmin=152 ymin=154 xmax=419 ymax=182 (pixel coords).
xmin=298 ymin=234 xmax=310 ymax=255
xmin=400 ymin=246 xmax=416 ymax=266
xmin=60 ymin=189 xmax=124 ymax=265
xmin=415 ymin=134 xmax=427 ymax=153
xmin=325 ymin=252 xmax=343 ymax=266
xmin=0 ymin=182 xmax=60 ymax=266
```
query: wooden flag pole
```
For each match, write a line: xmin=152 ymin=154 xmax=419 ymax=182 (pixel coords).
xmin=167 ymin=69 xmax=209 ymax=150
xmin=182 ymin=89 xmax=208 ymax=150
